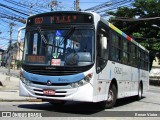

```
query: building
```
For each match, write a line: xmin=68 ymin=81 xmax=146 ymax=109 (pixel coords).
xmin=1 ymin=50 xmax=8 ymax=67
xmin=0 ymin=48 xmax=5 ymax=66
xmin=11 ymin=42 xmax=24 ymax=69
xmin=1 ymin=42 xmax=23 ymax=69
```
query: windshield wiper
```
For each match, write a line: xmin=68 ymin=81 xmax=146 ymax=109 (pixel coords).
xmin=37 ymin=27 xmax=48 ymax=45
xmin=37 ymin=27 xmax=75 ymax=46
xmin=59 ymin=27 xmax=75 ymax=46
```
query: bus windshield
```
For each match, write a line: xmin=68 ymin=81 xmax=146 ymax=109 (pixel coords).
xmin=23 ymin=27 xmax=94 ymax=67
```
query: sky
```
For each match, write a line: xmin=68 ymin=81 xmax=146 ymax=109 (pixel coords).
xmin=0 ymin=0 xmax=130 ymax=50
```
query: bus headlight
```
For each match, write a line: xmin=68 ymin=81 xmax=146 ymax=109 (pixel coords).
xmin=70 ymin=73 xmax=93 ymax=88
xmin=20 ymin=73 xmax=31 ymax=86
xmin=84 ymin=73 xmax=93 ymax=82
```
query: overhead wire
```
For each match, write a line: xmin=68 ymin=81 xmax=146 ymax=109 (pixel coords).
xmin=0 ymin=3 xmax=29 ymax=16
xmin=3 ymin=0 xmax=46 ymax=13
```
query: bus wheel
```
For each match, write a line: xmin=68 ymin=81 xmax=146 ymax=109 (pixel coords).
xmin=49 ymin=100 xmax=66 ymax=107
xmin=136 ymin=83 xmax=143 ymax=100
xmin=99 ymin=84 xmax=117 ymax=109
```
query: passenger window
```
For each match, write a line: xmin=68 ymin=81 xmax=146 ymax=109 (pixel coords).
xmin=131 ymin=45 xmax=137 ymax=67
xmin=122 ymin=40 xmax=130 ymax=64
xmin=111 ymin=33 xmax=122 ymax=62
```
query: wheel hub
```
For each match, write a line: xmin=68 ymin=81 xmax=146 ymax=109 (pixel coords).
xmin=108 ymin=90 xmax=113 ymax=102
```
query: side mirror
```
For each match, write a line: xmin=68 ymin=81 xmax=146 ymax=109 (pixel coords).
xmin=100 ymin=34 xmax=107 ymax=50
xmin=17 ymin=27 xmax=25 ymax=52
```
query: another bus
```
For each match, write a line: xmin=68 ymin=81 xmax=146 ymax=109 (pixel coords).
xmin=19 ymin=11 xmax=149 ymax=108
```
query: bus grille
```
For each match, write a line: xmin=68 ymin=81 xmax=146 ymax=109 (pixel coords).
xmin=22 ymin=64 xmax=93 ymax=76
xmin=31 ymin=81 xmax=70 ymax=86
xmin=26 ymin=70 xmax=79 ymax=76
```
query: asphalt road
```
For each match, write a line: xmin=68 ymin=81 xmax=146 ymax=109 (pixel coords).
xmin=0 ymin=86 xmax=160 ymax=119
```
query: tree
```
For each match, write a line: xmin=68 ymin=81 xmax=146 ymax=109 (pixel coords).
xmin=107 ymin=0 xmax=160 ymax=70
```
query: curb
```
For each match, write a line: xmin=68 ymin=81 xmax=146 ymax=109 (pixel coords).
xmin=0 ymin=99 xmax=42 ymax=102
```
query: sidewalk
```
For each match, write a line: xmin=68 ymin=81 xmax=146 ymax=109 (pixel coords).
xmin=0 ymin=73 xmax=41 ymax=102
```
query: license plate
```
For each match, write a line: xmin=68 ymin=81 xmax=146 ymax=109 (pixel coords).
xmin=43 ymin=90 xmax=55 ymax=95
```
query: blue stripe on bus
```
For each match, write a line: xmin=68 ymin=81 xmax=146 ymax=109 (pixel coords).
xmin=122 ymin=32 xmax=127 ymax=38
xmin=22 ymin=70 xmax=85 ymax=83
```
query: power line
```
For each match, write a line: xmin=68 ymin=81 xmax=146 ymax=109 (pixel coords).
xmin=0 ymin=37 xmax=17 ymax=41
xmin=111 ymin=17 xmax=160 ymax=21
xmin=3 ymin=0 xmax=48 ymax=13
xmin=0 ymin=15 xmax=26 ymax=24
xmin=0 ymin=3 xmax=29 ymax=16
xmin=85 ymin=1 xmax=112 ymax=11
xmin=0 ymin=7 xmax=23 ymax=18
xmin=97 ymin=2 xmax=132 ymax=14
xmin=3 ymin=0 xmax=39 ymax=13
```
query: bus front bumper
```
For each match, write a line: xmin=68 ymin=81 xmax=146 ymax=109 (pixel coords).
xmin=19 ymin=80 xmax=94 ymax=102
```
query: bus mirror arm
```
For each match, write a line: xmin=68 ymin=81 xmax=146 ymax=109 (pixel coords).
xmin=17 ymin=42 xmax=24 ymax=52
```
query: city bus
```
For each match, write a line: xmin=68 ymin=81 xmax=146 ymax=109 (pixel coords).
xmin=19 ymin=11 xmax=149 ymax=108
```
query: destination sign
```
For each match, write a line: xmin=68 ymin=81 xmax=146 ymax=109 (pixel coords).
xmin=26 ymin=55 xmax=45 ymax=63
xmin=27 ymin=13 xmax=93 ymax=26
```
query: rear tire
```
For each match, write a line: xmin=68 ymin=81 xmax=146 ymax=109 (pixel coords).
xmin=136 ymin=83 xmax=143 ymax=100
xmin=99 ymin=84 xmax=117 ymax=109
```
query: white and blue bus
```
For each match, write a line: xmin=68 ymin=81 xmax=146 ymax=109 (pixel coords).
xmin=19 ymin=11 xmax=149 ymax=108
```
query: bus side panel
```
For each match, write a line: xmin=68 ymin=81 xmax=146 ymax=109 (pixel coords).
xmin=130 ymin=67 xmax=139 ymax=96
xmin=113 ymin=62 xmax=123 ymax=99
xmin=140 ymin=69 xmax=149 ymax=92
xmin=122 ymin=64 xmax=132 ymax=97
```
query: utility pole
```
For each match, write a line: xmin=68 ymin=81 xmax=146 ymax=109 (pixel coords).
xmin=74 ymin=1 xmax=76 ymax=10
xmin=76 ymin=0 xmax=80 ymax=11
xmin=30 ymin=3 xmax=33 ymax=16
xmin=8 ymin=22 xmax=14 ymax=76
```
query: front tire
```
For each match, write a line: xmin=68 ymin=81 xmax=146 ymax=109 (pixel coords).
xmin=99 ymin=84 xmax=117 ymax=109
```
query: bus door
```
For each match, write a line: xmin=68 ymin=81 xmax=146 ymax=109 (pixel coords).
xmin=96 ymin=21 xmax=111 ymax=101
xmin=96 ymin=28 xmax=109 ymax=100
xmin=96 ymin=34 xmax=108 ymax=101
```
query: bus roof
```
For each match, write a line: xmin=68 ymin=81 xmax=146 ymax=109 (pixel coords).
xmin=99 ymin=17 xmax=149 ymax=53
xmin=108 ymin=22 xmax=149 ymax=53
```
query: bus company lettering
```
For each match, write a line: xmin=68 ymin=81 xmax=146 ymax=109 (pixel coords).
xmin=58 ymin=78 xmax=69 ymax=82
xmin=114 ymin=67 xmax=122 ymax=74
xmin=30 ymin=77 xmax=38 ymax=81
